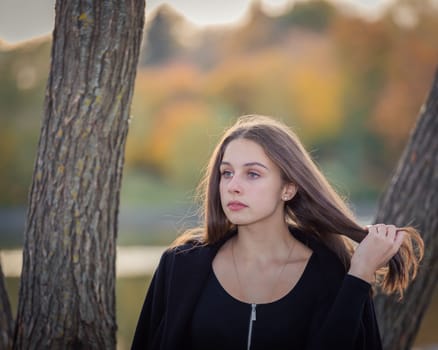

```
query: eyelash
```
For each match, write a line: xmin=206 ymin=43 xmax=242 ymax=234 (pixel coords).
xmin=221 ymin=170 xmax=233 ymax=178
xmin=220 ymin=170 xmax=260 ymax=179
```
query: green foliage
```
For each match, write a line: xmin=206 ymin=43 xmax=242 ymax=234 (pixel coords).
xmin=0 ymin=39 xmax=50 ymax=205
xmin=120 ymin=170 xmax=192 ymax=206
xmin=278 ymin=0 xmax=337 ymax=32
xmin=116 ymin=275 xmax=152 ymax=349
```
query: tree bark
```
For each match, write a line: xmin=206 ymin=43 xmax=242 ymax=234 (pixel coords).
xmin=373 ymin=69 xmax=438 ymax=350
xmin=0 ymin=261 xmax=13 ymax=350
xmin=13 ymin=1 xmax=145 ymax=349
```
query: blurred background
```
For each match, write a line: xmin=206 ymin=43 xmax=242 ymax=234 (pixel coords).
xmin=0 ymin=0 xmax=437 ymax=349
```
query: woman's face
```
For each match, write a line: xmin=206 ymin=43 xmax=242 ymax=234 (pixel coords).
xmin=219 ymin=138 xmax=294 ymax=228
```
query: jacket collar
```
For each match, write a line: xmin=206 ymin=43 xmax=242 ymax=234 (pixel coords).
xmin=163 ymin=233 xmax=234 ymax=349
xmin=162 ymin=227 xmax=319 ymax=349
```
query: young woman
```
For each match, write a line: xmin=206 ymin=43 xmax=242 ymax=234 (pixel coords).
xmin=131 ymin=115 xmax=423 ymax=350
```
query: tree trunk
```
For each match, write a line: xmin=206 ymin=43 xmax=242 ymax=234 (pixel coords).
xmin=0 ymin=262 xmax=13 ymax=350
xmin=13 ymin=1 xmax=145 ymax=349
xmin=373 ymin=69 xmax=438 ymax=350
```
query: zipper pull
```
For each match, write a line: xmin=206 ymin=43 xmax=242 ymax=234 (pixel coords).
xmin=247 ymin=304 xmax=257 ymax=350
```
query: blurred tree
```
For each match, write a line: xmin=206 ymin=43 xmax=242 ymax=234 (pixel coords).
xmin=278 ymin=0 xmax=336 ymax=32
xmin=225 ymin=1 xmax=276 ymax=54
xmin=140 ymin=4 xmax=183 ymax=66
xmin=0 ymin=0 xmax=145 ymax=348
xmin=374 ymin=69 xmax=438 ymax=349
xmin=331 ymin=1 xmax=438 ymax=199
xmin=145 ymin=99 xmax=220 ymax=186
xmin=370 ymin=3 xmax=438 ymax=153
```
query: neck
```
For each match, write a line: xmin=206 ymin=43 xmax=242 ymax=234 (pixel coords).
xmin=234 ymin=222 xmax=295 ymax=262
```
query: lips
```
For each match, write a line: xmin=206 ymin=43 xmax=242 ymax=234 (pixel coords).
xmin=227 ymin=201 xmax=248 ymax=211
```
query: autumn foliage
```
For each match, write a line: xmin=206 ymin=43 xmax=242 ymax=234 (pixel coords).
xmin=1 ymin=0 xmax=437 ymax=204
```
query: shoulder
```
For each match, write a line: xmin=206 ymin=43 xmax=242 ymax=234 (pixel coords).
xmin=312 ymin=242 xmax=346 ymax=282
xmin=163 ymin=231 xmax=234 ymax=259
xmin=155 ymin=232 xmax=234 ymax=280
xmin=159 ymin=239 xmax=217 ymax=267
xmin=292 ymin=228 xmax=346 ymax=288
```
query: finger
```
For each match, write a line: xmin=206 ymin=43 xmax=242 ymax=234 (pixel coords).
xmin=376 ymin=224 xmax=387 ymax=236
xmin=394 ymin=230 xmax=406 ymax=248
xmin=368 ymin=224 xmax=378 ymax=236
xmin=387 ymin=230 xmax=406 ymax=256
xmin=386 ymin=225 xmax=396 ymax=241
xmin=377 ymin=224 xmax=386 ymax=236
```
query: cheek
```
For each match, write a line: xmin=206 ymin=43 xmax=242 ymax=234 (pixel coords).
xmin=258 ymin=184 xmax=284 ymax=207
xmin=219 ymin=180 xmax=225 ymax=195
xmin=219 ymin=181 xmax=228 ymax=205
xmin=255 ymin=180 xmax=283 ymax=197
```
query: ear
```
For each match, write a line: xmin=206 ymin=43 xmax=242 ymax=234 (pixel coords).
xmin=281 ymin=183 xmax=297 ymax=201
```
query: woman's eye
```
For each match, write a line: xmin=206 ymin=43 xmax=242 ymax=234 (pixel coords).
xmin=248 ymin=171 xmax=260 ymax=179
xmin=221 ymin=170 xmax=233 ymax=178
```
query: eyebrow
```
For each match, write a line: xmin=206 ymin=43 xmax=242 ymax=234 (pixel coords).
xmin=220 ymin=161 xmax=269 ymax=170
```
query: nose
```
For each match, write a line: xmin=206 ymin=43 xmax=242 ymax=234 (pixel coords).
xmin=227 ymin=175 xmax=242 ymax=194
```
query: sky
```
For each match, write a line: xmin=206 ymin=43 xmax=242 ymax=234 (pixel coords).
xmin=0 ymin=0 xmax=393 ymax=44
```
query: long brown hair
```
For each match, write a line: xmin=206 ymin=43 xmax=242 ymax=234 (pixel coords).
xmin=172 ymin=115 xmax=423 ymax=297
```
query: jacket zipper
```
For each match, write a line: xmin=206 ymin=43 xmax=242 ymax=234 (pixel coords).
xmin=247 ymin=303 xmax=257 ymax=350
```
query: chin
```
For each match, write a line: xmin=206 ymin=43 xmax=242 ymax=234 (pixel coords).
xmin=225 ymin=216 xmax=243 ymax=226
xmin=226 ymin=216 xmax=254 ymax=226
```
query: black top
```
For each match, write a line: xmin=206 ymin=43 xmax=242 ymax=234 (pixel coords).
xmin=131 ymin=228 xmax=383 ymax=350
xmin=190 ymin=254 xmax=317 ymax=350
xmin=190 ymin=252 xmax=378 ymax=350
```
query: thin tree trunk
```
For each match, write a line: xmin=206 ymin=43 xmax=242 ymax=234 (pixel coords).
xmin=13 ymin=1 xmax=145 ymax=349
xmin=0 ymin=261 xmax=13 ymax=350
xmin=373 ymin=69 xmax=438 ymax=350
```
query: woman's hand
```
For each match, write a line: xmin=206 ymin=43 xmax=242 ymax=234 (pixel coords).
xmin=348 ymin=224 xmax=405 ymax=283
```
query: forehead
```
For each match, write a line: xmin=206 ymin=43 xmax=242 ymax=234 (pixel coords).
xmin=222 ymin=138 xmax=273 ymax=166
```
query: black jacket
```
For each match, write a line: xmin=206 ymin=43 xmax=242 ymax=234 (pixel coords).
xmin=131 ymin=229 xmax=382 ymax=350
